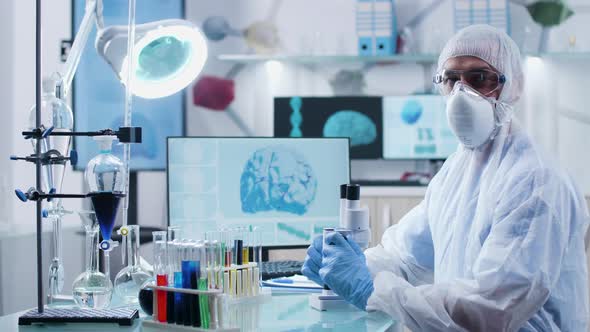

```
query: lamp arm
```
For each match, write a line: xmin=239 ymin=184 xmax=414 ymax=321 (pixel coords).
xmin=56 ymin=0 xmax=102 ymax=99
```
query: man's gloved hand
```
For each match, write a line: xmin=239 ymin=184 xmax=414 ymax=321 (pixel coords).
xmin=301 ymin=235 xmax=323 ymax=285
xmin=320 ymin=232 xmax=374 ymax=310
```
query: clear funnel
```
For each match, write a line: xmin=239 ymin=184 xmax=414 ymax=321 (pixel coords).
xmin=85 ymin=136 xmax=125 ymax=193
xmin=28 ymin=77 xmax=73 ymax=206
xmin=85 ymin=136 xmax=125 ymax=251
xmin=29 ymin=78 xmax=74 ymax=302
xmin=91 ymin=193 xmax=121 ymax=245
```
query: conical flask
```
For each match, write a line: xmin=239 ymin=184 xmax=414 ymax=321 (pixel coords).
xmin=85 ymin=136 xmax=125 ymax=252
xmin=72 ymin=211 xmax=113 ymax=309
xmin=28 ymin=77 xmax=73 ymax=207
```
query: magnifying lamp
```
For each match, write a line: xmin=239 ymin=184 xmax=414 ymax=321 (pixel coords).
xmin=55 ymin=0 xmax=207 ymax=100
xmin=97 ymin=19 xmax=208 ymax=99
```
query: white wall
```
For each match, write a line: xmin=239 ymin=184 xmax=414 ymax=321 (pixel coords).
xmin=0 ymin=0 xmax=15 ymax=231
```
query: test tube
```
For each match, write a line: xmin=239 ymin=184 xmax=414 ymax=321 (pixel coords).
xmin=153 ymin=231 xmax=168 ymax=323
xmin=252 ymin=227 xmax=262 ymax=282
xmin=191 ymin=242 xmax=202 ymax=327
xmin=228 ymin=229 xmax=235 ymax=266
xmin=322 ymin=228 xmax=335 ymax=294
xmin=167 ymin=226 xmax=181 ymax=324
xmin=206 ymin=237 xmax=220 ymax=329
xmin=235 ymin=228 xmax=243 ymax=266
xmin=198 ymin=242 xmax=210 ymax=329
xmin=230 ymin=269 xmax=237 ymax=297
xmin=242 ymin=227 xmax=250 ymax=265
xmin=236 ymin=270 xmax=242 ymax=297
xmin=216 ymin=234 xmax=224 ymax=289
xmin=205 ymin=237 xmax=218 ymax=289
xmin=172 ymin=241 xmax=184 ymax=325
xmin=224 ymin=229 xmax=232 ymax=268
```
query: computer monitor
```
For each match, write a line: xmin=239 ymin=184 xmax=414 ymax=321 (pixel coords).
xmin=274 ymin=97 xmax=383 ymax=159
xmin=167 ymin=137 xmax=350 ymax=247
xmin=382 ymin=95 xmax=459 ymax=160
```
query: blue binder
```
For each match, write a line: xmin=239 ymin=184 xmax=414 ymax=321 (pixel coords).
xmin=356 ymin=0 xmax=397 ymax=55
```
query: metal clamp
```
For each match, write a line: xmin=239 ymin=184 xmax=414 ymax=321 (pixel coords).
xmin=21 ymin=126 xmax=142 ymax=144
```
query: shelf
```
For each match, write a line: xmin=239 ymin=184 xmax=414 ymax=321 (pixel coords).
xmin=217 ymin=54 xmax=440 ymax=64
xmin=218 ymin=52 xmax=590 ymax=64
xmin=527 ymin=52 xmax=590 ymax=60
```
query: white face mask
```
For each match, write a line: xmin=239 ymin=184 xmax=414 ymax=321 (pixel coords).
xmin=446 ymin=82 xmax=497 ymax=149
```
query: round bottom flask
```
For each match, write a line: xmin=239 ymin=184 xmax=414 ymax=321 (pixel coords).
xmin=114 ymin=225 xmax=151 ymax=304
xmin=72 ymin=212 xmax=113 ymax=309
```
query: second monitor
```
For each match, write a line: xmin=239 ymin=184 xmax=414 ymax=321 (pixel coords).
xmin=274 ymin=97 xmax=383 ymax=159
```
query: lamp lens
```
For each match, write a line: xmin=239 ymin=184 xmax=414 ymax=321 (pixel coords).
xmin=136 ymin=36 xmax=192 ymax=82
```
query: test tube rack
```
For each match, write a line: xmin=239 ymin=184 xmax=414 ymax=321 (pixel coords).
xmin=221 ymin=263 xmax=264 ymax=300
xmin=141 ymin=272 xmax=270 ymax=332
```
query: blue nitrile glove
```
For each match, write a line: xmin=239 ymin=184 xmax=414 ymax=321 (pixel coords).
xmin=320 ymin=232 xmax=374 ymax=310
xmin=301 ymin=235 xmax=323 ymax=285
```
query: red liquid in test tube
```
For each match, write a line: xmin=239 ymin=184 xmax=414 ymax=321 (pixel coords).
xmin=225 ymin=251 xmax=232 ymax=267
xmin=156 ymin=274 xmax=168 ymax=322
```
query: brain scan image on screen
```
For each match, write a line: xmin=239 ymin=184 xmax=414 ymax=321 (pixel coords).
xmin=274 ymin=97 xmax=382 ymax=159
xmin=168 ymin=138 xmax=349 ymax=246
xmin=240 ymin=145 xmax=317 ymax=215
xmin=401 ymin=99 xmax=423 ymax=125
xmin=323 ymin=110 xmax=377 ymax=147
xmin=383 ymin=95 xmax=459 ymax=159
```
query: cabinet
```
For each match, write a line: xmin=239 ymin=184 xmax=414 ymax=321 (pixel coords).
xmin=361 ymin=187 xmax=425 ymax=246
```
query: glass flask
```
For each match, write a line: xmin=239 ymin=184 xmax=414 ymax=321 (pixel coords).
xmin=114 ymin=225 xmax=151 ymax=304
xmin=28 ymin=77 xmax=74 ymax=199
xmin=72 ymin=211 xmax=113 ymax=309
xmin=29 ymin=78 xmax=74 ymax=299
xmin=85 ymin=135 xmax=125 ymax=193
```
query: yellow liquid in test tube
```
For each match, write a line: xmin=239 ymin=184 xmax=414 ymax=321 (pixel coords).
xmin=243 ymin=247 xmax=249 ymax=264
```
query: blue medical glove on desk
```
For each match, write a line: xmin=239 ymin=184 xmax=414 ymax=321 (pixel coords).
xmin=320 ymin=232 xmax=374 ymax=310
xmin=301 ymin=235 xmax=323 ymax=285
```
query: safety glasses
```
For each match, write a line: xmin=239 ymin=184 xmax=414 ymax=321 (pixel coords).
xmin=433 ymin=69 xmax=506 ymax=96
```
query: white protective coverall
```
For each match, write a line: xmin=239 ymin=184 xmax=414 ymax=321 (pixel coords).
xmin=365 ymin=25 xmax=590 ymax=331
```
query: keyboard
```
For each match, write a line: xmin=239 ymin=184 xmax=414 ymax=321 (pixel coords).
xmin=260 ymin=260 xmax=304 ymax=280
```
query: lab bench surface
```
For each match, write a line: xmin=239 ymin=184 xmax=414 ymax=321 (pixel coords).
xmin=0 ymin=293 xmax=396 ymax=332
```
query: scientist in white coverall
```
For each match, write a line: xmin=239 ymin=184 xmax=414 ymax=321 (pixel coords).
xmin=302 ymin=24 xmax=590 ymax=331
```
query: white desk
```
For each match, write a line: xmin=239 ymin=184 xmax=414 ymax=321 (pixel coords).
xmin=0 ymin=293 xmax=398 ymax=332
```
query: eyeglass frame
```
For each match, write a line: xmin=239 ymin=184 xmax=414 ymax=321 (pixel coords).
xmin=433 ymin=69 xmax=507 ymax=97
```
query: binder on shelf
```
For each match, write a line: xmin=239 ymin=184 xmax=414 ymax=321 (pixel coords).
xmin=453 ymin=0 xmax=510 ymax=35
xmin=356 ymin=0 xmax=397 ymax=56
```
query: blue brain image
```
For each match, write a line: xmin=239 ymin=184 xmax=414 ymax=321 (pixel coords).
xmin=323 ymin=110 xmax=377 ymax=146
xmin=401 ymin=99 xmax=423 ymax=125
xmin=240 ymin=146 xmax=317 ymax=215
